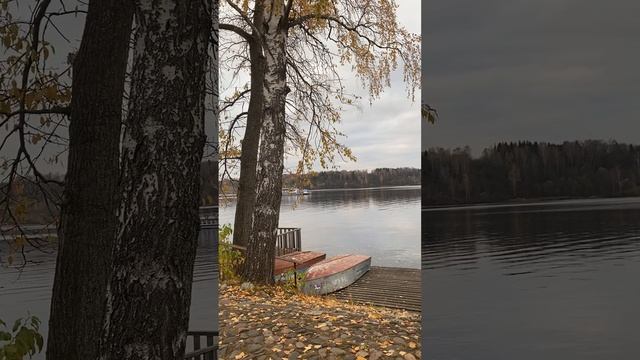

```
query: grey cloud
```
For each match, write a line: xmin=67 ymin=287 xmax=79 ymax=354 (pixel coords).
xmin=422 ymin=0 xmax=640 ymax=153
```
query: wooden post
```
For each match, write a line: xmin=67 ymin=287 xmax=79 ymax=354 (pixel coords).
xmin=193 ymin=335 xmax=201 ymax=351
xmin=206 ymin=335 xmax=215 ymax=360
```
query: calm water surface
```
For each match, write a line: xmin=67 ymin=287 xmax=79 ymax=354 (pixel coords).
xmin=423 ymin=197 xmax=640 ymax=359
xmin=0 ymin=240 xmax=216 ymax=358
xmin=220 ymin=186 xmax=421 ymax=269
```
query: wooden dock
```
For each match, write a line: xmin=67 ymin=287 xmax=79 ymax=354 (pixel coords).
xmin=332 ymin=266 xmax=421 ymax=312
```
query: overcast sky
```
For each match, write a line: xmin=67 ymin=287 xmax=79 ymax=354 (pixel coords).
xmin=317 ymin=0 xmax=421 ymax=171
xmin=422 ymin=0 xmax=640 ymax=155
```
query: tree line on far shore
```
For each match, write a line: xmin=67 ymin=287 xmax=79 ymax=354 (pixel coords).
xmin=2 ymin=161 xmax=219 ymax=224
xmin=423 ymin=140 xmax=640 ymax=205
xmin=219 ymin=167 xmax=420 ymax=194
xmin=284 ymin=167 xmax=421 ymax=189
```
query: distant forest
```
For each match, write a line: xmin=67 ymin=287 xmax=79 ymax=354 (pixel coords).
xmin=423 ymin=140 xmax=640 ymax=205
xmin=284 ymin=167 xmax=421 ymax=189
xmin=2 ymin=160 xmax=219 ymax=224
xmin=219 ymin=167 xmax=420 ymax=193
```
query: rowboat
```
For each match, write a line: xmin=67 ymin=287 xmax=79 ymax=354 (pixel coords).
xmin=302 ymin=254 xmax=371 ymax=295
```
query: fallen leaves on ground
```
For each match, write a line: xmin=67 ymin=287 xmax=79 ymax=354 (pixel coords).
xmin=218 ymin=283 xmax=421 ymax=359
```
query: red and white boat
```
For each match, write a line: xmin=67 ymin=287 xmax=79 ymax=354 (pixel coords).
xmin=302 ymin=254 xmax=371 ymax=295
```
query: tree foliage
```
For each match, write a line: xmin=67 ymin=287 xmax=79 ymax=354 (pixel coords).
xmin=0 ymin=0 xmax=79 ymax=264
xmin=0 ymin=315 xmax=43 ymax=360
xmin=219 ymin=0 xmax=421 ymax=176
xmin=422 ymin=103 xmax=437 ymax=124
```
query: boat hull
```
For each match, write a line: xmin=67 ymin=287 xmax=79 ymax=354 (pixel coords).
xmin=302 ymin=255 xmax=371 ymax=295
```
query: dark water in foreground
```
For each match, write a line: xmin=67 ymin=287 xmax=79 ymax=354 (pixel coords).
xmin=0 ymin=241 xmax=216 ymax=358
xmin=423 ymin=197 xmax=640 ymax=359
xmin=220 ymin=186 xmax=421 ymax=269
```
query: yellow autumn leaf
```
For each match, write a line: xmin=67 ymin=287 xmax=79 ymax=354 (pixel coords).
xmin=45 ymin=85 xmax=57 ymax=99
xmin=24 ymin=93 xmax=35 ymax=108
xmin=15 ymin=201 xmax=27 ymax=215
xmin=0 ymin=101 xmax=10 ymax=113
xmin=15 ymin=235 xmax=26 ymax=248
xmin=31 ymin=133 xmax=43 ymax=144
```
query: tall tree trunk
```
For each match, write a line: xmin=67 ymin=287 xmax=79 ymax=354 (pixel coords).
xmin=232 ymin=3 xmax=266 ymax=247
xmin=46 ymin=2 xmax=133 ymax=359
xmin=243 ymin=0 xmax=288 ymax=284
xmin=99 ymin=0 xmax=212 ymax=358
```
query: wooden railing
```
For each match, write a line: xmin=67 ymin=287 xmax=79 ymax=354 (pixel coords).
xmin=199 ymin=206 xmax=218 ymax=227
xmin=218 ymin=227 xmax=301 ymax=254
xmin=198 ymin=221 xmax=218 ymax=245
xmin=275 ymin=227 xmax=301 ymax=255
xmin=218 ymin=227 xmax=302 ymax=280
xmin=184 ymin=331 xmax=218 ymax=360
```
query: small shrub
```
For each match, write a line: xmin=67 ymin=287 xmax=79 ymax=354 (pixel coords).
xmin=280 ymin=269 xmax=308 ymax=294
xmin=218 ymin=224 xmax=244 ymax=283
xmin=0 ymin=315 xmax=43 ymax=360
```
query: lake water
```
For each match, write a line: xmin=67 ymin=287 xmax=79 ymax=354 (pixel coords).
xmin=220 ymin=186 xmax=421 ymax=269
xmin=0 ymin=240 xmax=216 ymax=358
xmin=422 ymin=197 xmax=640 ymax=359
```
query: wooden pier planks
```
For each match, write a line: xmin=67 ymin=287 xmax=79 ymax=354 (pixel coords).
xmin=332 ymin=266 xmax=421 ymax=312
xmin=274 ymin=251 xmax=326 ymax=276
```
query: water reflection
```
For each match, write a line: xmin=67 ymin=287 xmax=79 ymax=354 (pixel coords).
xmin=289 ymin=186 xmax=422 ymax=209
xmin=422 ymin=197 xmax=640 ymax=359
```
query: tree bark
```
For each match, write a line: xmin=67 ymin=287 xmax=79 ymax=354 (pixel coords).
xmin=99 ymin=0 xmax=212 ymax=358
xmin=232 ymin=3 xmax=266 ymax=248
xmin=46 ymin=2 xmax=133 ymax=359
xmin=243 ymin=0 xmax=289 ymax=284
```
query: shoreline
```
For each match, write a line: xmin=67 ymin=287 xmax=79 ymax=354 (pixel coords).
xmin=220 ymin=184 xmax=421 ymax=199
xmin=422 ymin=194 xmax=640 ymax=211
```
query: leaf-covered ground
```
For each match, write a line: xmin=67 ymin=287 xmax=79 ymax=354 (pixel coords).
xmin=219 ymin=284 xmax=421 ymax=360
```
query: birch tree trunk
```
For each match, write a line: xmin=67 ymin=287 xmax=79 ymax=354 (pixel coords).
xmin=232 ymin=3 xmax=266 ymax=248
xmin=99 ymin=0 xmax=212 ymax=358
xmin=243 ymin=0 xmax=289 ymax=284
xmin=47 ymin=1 xmax=133 ymax=359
